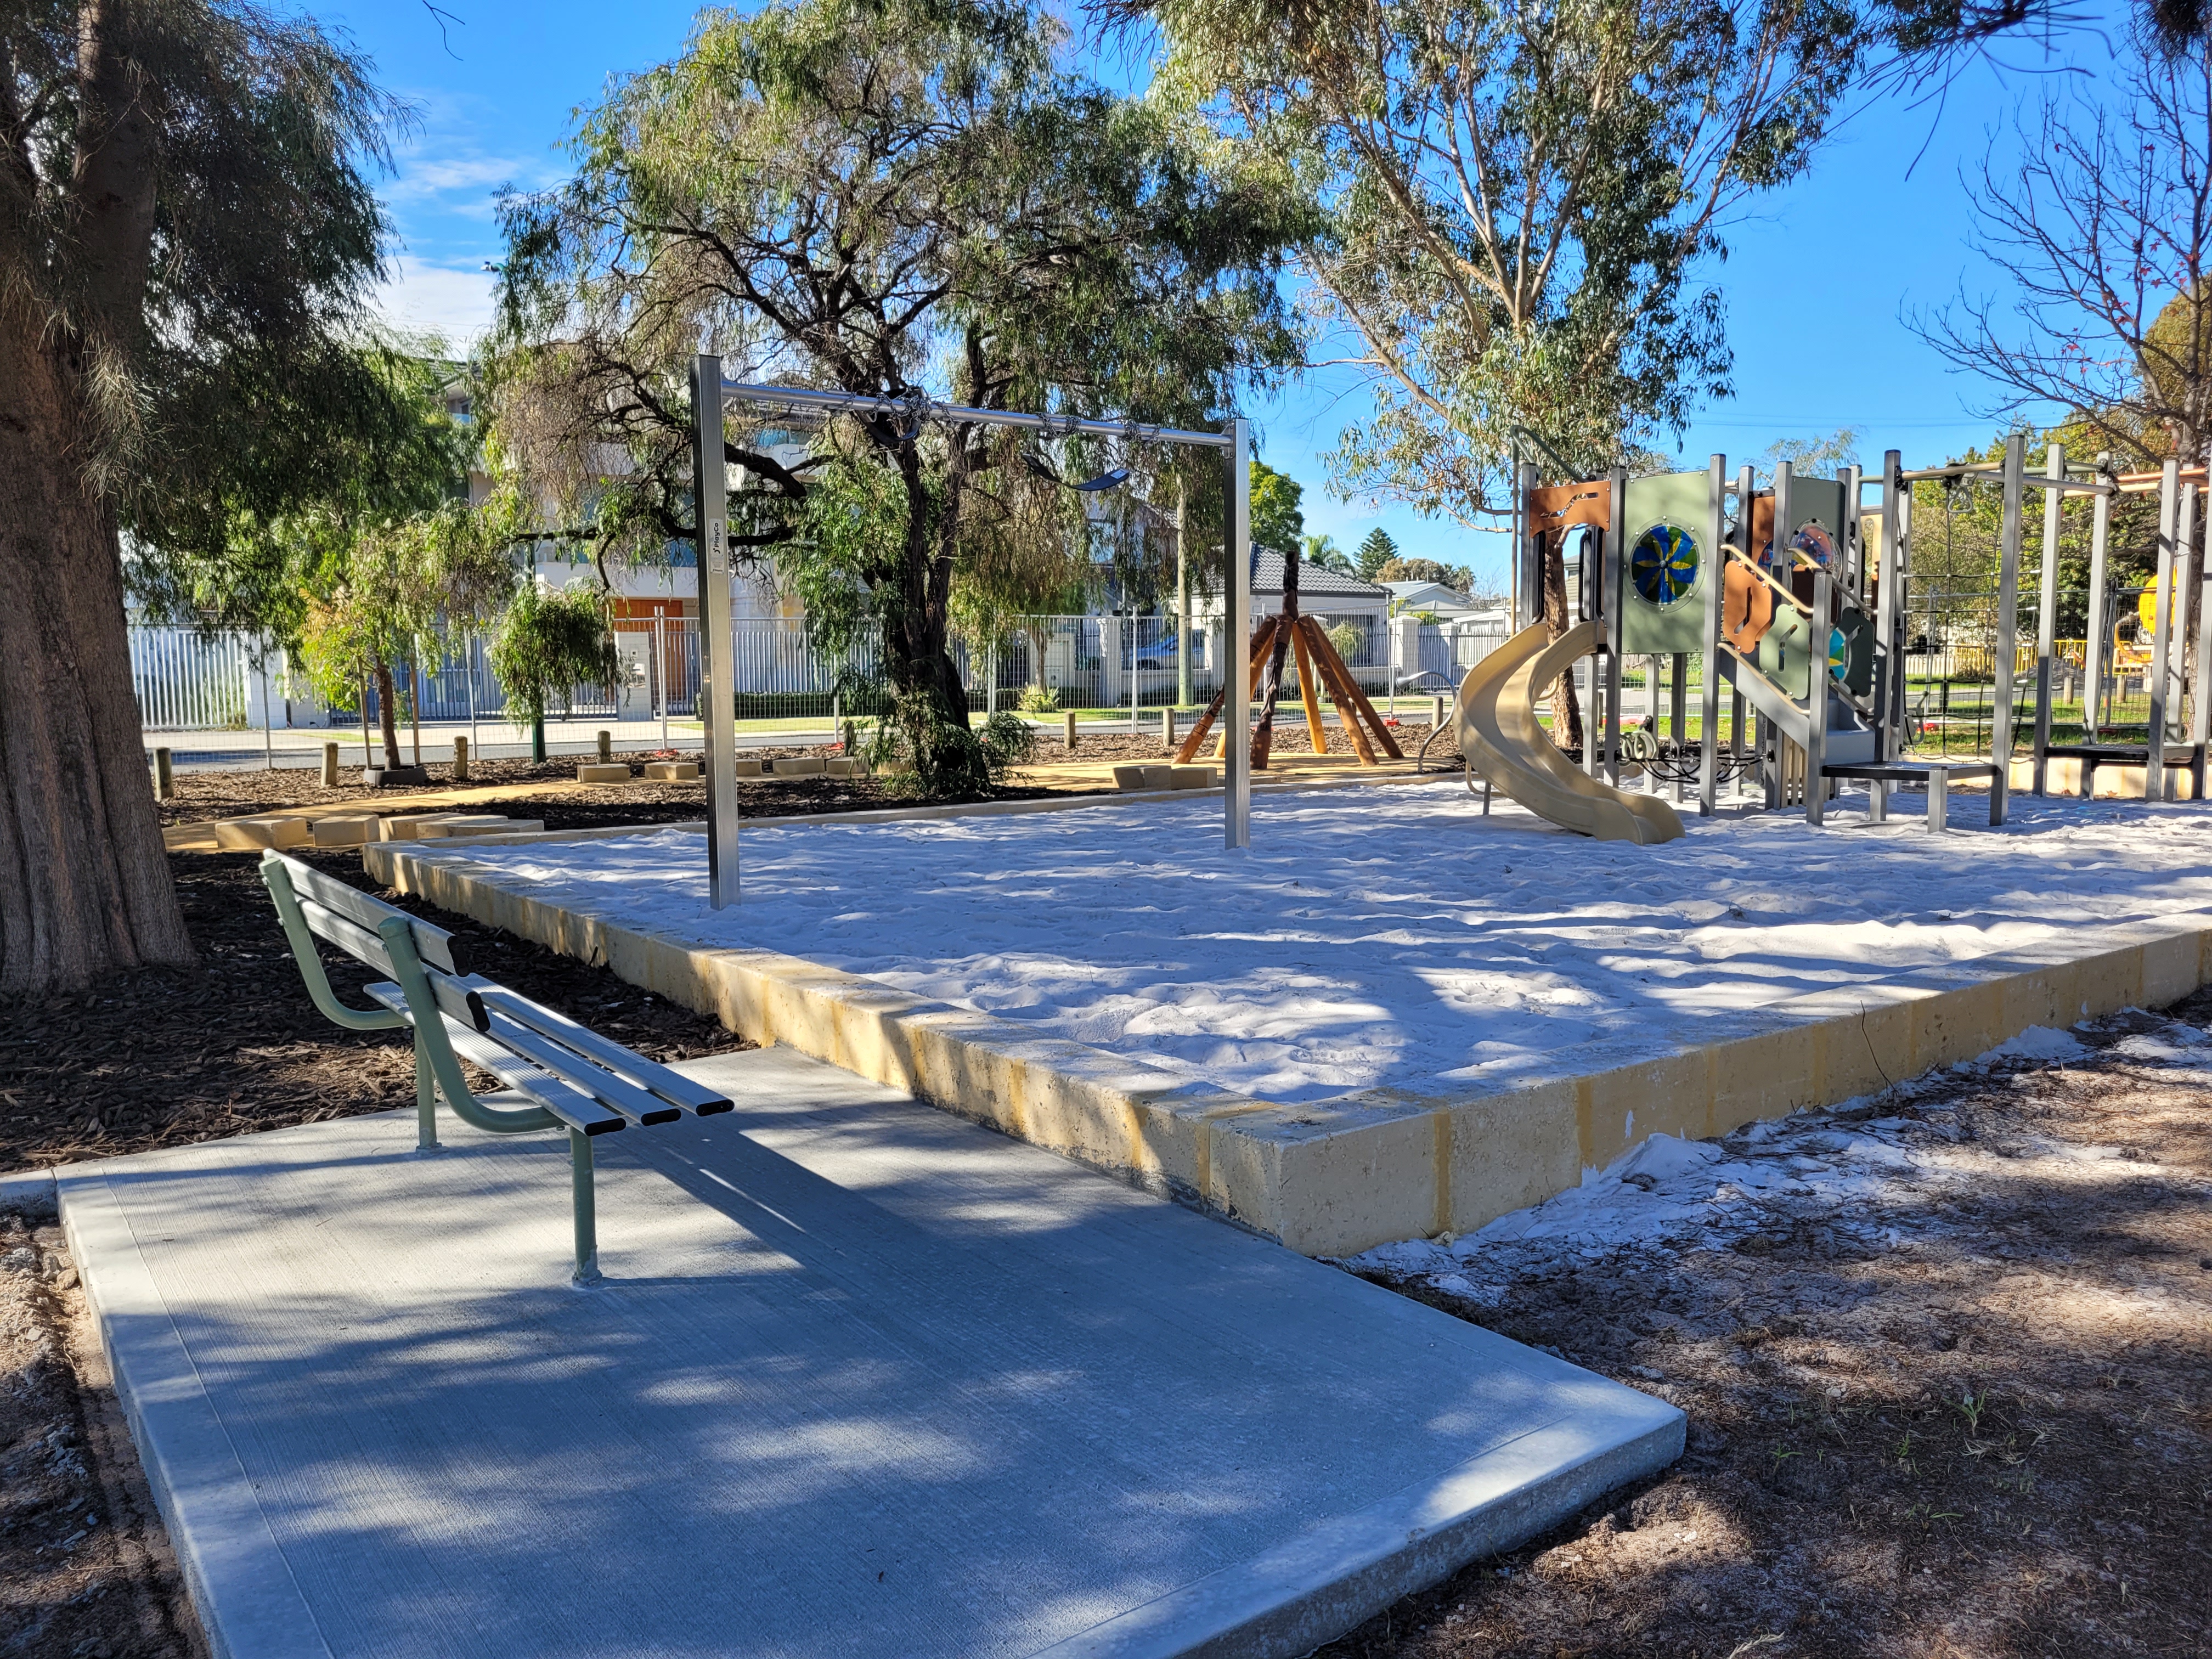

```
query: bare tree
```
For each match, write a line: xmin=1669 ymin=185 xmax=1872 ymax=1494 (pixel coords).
xmin=1912 ymin=21 xmax=2212 ymax=470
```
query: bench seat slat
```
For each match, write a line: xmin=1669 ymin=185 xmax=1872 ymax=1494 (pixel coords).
xmin=364 ymin=984 xmax=624 ymax=1136
xmin=478 ymin=1009 xmax=684 ymax=1127
xmin=470 ymin=985 xmax=733 ymax=1116
xmin=280 ymin=856 xmax=466 ymax=975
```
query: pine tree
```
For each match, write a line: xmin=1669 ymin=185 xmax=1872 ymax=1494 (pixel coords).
xmin=1356 ymin=528 xmax=1400 ymax=580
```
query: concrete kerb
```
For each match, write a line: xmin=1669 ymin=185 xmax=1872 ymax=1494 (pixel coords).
xmin=368 ymin=834 xmax=2212 ymax=1259
xmin=0 ymin=1169 xmax=58 ymax=1221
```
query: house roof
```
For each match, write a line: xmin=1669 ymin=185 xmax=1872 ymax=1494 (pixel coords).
xmin=1251 ymin=549 xmax=1388 ymax=599
xmin=1383 ymin=580 xmax=1476 ymax=607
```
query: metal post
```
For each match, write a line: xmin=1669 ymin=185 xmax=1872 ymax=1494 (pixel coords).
xmin=1177 ymin=479 xmax=1193 ymax=709
xmin=657 ymin=614 xmax=669 ymax=749
xmin=1991 ymin=433 xmax=2025 ymax=814
xmin=2032 ymin=443 xmax=2063 ymax=794
xmin=2150 ymin=460 xmax=2179 ymax=799
xmin=1876 ymin=452 xmax=1901 ymax=762
xmin=1844 ymin=464 xmax=1864 ymax=597
xmin=1807 ymin=571 xmax=1830 ymax=826
xmin=2189 ymin=484 xmax=2209 ymax=798
xmin=693 ymin=355 xmax=741 ymax=906
xmin=1895 ymin=486 xmax=1914 ymax=757
xmin=1602 ymin=467 xmax=1624 ymax=785
xmin=465 ymin=634 xmax=479 ymax=758
xmin=259 ymin=659 xmax=274 ymax=770
xmin=2085 ymin=475 xmax=2112 ymax=742
xmin=1517 ymin=460 xmax=1541 ymax=627
xmin=1226 ymin=419 xmax=1251 ymax=849
xmin=569 ymin=1128 xmax=601 ymax=1286
xmin=413 ymin=1048 xmax=439 ymax=1151
xmin=1699 ymin=453 xmax=1724 ymax=816
xmin=360 ymin=673 xmax=372 ymax=768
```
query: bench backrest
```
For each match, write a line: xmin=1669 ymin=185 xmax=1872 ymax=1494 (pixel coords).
xmin=260 ymin=851 xmax=731 ymax=1132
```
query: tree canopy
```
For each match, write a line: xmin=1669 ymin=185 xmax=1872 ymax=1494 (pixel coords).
xmin=488 ymin=0 xmax=1305 ymax=791
xmin=1145 ymin=0 xmax=1867 ymax=527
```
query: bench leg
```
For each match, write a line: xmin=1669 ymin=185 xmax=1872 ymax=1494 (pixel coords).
xmin=1482 ymin=776 xmax=1493 ymax=816
xmin=570 ymin=1129 xmax=602 ymax=1286
xmin=2080 ymin=758 xmax=2095 ymax=801
xmin=1928 ymin=771 xmax=1948 ymax=833
xmin=413 ymin=1046 xmax=440 ymax=1152
xmin=1869 ymin=779 xmax=1888 ymax=825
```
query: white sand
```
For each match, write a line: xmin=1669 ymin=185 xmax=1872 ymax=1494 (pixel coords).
xmin=425 ymin=786 xmax=2212 ymax=1105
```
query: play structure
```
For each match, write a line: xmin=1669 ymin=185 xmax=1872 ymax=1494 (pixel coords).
xmin=1172 ymin=546 xmax=1405 ymax=769
xmin=1448 ymin=440 xmax=2212 ymax=838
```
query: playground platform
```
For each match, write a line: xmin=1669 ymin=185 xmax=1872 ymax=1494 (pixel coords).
xmin=58 ymin=1045 xmax=1679 ymax=1659
xmin=367 ymin=790 xmax=2212 ymax=1259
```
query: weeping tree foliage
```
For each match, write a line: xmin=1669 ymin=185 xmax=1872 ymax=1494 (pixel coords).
xmin=484 ymin=0 xmax=1306 ymax=797
xmin=294 ymin=494 xmax=524 ymax=770
xmin=0 ymin=1 xmax=407 ymax=995
xmin=1140 ymin=0 xmax=1867 ymax=527
xmin=128 ymin=342 xmax=472 ymax=642
xmin=489 ymin=582 xmax=622 ymax=729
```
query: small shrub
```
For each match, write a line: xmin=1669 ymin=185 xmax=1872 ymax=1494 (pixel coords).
xmin=1018 ymin=683 xmax=1060 ymax=714
xmin=1326 ymin=622 xmax=1364 ymax=665
xmin=979 ymin=710 xmax=1037 ymax=774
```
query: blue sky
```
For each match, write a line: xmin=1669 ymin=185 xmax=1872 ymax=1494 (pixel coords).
xmin=343 ymin=1 xmax=2096 ymax=584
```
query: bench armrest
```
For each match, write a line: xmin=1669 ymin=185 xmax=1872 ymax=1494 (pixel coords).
xmin=261 ymin=857 xmax=409 ymax=1035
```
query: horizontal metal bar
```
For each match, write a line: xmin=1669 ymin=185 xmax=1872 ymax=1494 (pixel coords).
xmin=1894 ymin=462 xmax=2112 ymax=495
xmin=471 ymin=985 xmax=733 ymax=1115
xmin=481 ymin=1010 xmax=682 ymax=1126
xmin=366 ymin=985 xmax=625 ymax=1136
xmin=718 ymin=380 xmax=1235 ymax=450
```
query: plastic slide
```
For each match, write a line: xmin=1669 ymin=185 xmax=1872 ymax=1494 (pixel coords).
xmin=1453 ymin=620 xmax=1687 ymax=845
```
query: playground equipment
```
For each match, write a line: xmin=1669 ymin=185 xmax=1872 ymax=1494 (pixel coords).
xmin=1172 ymin=547 xmax=1404 ymax=769
xmin=1481 ymin=437 xmax=2212 ymax=836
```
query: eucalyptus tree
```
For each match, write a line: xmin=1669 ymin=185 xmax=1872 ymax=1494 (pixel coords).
xmin=1141 ymin=0 xmax=1866 ymax=527
xmin=487 ymin=0 xmax=1305 ymax=791
xmin=1 ymin=2 xmax=404 ymax=996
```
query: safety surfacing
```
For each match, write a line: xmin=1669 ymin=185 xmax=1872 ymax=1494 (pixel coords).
xmin=59 ymin=1047 xmax=1681 ymax=1659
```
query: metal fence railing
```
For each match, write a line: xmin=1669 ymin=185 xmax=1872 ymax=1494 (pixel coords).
xmin=128 ymin=608 xmax=1494 ymax=737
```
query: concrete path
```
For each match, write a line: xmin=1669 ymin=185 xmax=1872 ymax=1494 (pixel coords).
xmin=59 ymin=1047 xmax=1680 ymax=1659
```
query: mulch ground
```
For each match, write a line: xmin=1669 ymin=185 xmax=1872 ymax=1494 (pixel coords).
xmin=0 ymin=853 xmax=754 ymax=1176
xmin=1319 ymin=999 xmax=2212 ymax=1659
xmin=11 ymin=833 xmax=2201 ymax=1658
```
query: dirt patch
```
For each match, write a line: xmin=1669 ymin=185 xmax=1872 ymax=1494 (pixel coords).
xmin=0 ymin=1203 xmax=205 ymax=1659
xmin=0 ymin=851 xmax=754 ymax=1177
xmin=1324 ymin=1003 xmax=2212 ymax=1659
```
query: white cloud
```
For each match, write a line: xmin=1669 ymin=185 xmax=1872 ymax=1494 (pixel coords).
xmin=371 ymin=256 xmax=498 ymax=347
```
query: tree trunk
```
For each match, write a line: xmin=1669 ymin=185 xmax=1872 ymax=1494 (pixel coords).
xmin=1250 ymin=548 xmax=1300 ymax=769
xmin=373 ymin=658 xmax=403 ymax=770
xmin=885 ymin=445 xmax=972 ymax=723
xmin=1540 ymin=531 xmax=1585 ymax=750
xmin=0 ymin=307 xmax=194 ymax=995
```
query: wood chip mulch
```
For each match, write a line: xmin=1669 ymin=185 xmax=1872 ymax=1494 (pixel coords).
xmin=0 ymin=851 xmax=755 ymax=1176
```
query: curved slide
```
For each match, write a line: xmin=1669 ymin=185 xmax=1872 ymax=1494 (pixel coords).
xmin=1453 ymin=620 xmax=1686 ymax=845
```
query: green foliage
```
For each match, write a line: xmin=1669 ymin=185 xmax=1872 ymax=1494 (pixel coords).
xmin=1356 ymin=528 xmax=1400 ymax=579
xmin=1378 ymin=556 xmax=1476 ymax=592
xmin=1018 ymin=684 xmax=1062 ymax=714
xmin=1156 ymin=0 xmax=1865 ymax=526
xmin=1301 ymin=533 xmax=1352 ymax=574
xmin=1760 ymin=428 xmax=1864 ymax=478
xmin=0 ymin=4 xmax=419 ymax=616
xmin=490 ymin=0 xmax=1307 ymax=799
xmin=1324 ymin=622 xmax=1364 ymax=663
xmin=861 ymin=697 xmax=1034 ymax=797
xmin=489 ymin=584 xmax=620 ymax=725
xmin=1250 ymin=460 xmax=1306 ymax=554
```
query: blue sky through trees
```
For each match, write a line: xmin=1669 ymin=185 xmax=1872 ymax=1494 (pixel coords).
xmin=348 ymin=0 xmax=2078 ymax=586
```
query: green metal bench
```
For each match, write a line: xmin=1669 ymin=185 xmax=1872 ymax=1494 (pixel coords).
xmin=258 ymin=850 xmax=732 ymax=1284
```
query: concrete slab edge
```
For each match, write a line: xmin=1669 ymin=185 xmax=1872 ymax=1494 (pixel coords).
xmin=0 ymin=1167 xmax=57 ymax=1220
xmin=56 ymin=1169 xmax=335 ymax=1659
xmin=369 ymin=842 xmax=2212 ymax=1259
xmin=1036 ymin=1403 xmax=1685 ymax=1658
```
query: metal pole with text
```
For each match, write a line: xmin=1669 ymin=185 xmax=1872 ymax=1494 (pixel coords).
xmin=692 ymin=356 xmax=742 ymax=907
xmin=1226 ymin=419 xmax=1251 ymax=849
